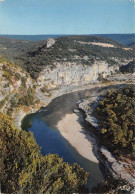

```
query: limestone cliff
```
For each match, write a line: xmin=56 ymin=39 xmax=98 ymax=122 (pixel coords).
xmin=37 ymin=61 xmax=118 ymax=90
xmin=0 ymin=60 xmax=37 ymax=120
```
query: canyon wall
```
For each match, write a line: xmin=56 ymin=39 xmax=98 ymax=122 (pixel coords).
xmin=37 ymin=61 xmax=118 ymax=90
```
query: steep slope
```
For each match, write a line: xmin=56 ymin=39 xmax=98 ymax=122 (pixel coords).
xmin=0 ymin=35 xmax=134 ymax=79
xmin=18 ymin=35 xmax=135 ymax=79
xmin=0 ymin=37 xmax=135 ymax=193
xmin=0 ymin=36 xmax=46 ymax=62
xmin=97 ymin=34 xmax=135 ymax=46
xmin=0 ymin=36 xmax=135 ymax=106
xmin=129 ymin=42 xmax=135 ymax=49
xmin=0 ymin=57 xmax=41 ymax=126
xmin=120 ymin=60 xmax=135 ymax=73
xmin=0 ymin=113 xmax=88 ymax=193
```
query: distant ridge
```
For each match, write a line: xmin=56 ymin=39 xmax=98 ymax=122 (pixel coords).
xmin=0 ymin=34 xmax=65 ymax=41
xmin=0 ymin=34 xmax=135 ymax=45
xmin=96 ymin=34 xmax=135 ymax=46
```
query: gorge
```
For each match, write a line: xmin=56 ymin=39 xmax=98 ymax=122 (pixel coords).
xmin=0 ymin=35 xmax=135 ymax=193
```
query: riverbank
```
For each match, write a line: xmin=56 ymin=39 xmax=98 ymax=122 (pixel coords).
xmin=56 ymin=113 xmax=99 ymax=163
xmin=77 ymin=86 xmax=135 ymax=192
xmin=17 ymin=81 xmax=134 ymax=192
xmin=15 ymin=80 xmax=131 ymax=128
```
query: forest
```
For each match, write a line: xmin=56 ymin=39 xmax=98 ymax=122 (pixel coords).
xmin=120 ymin=59 xmax=135 ymax=74
xmin=0 ymin=35 xmax=135 ymax=79
xmin=0 ymin=113 xmax=88 ymax=193
xmin=94 ymin=85 xmax=135 ymax=157
xmin=20 ymin=36 xmax=135 ymax=79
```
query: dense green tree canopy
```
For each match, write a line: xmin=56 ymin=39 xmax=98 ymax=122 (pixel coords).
xmin=0 ymin=113 xmax=88 ymax=193
xmin=94 ymin=85 xmax=135 ymax=156
xmin=1 ymin=36 xmax=135 ymax=79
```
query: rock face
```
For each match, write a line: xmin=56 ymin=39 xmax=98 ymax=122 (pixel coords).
xmin=77 ymin=87 xmax=135 ymax=192
xmin=0 ymin=62 xmax=34 ymax=115
xmin=46 ymin=38 xmax=55 ymax=48
xmin=37 ymin=61 xmax=117 ymax=90
xmin=100 ymin=146 xmax=135 ymax=190
xmin=78 ymin=96 xmax=101 ymax=129
xmin=0 ymin=63 xmax=22 ymax=101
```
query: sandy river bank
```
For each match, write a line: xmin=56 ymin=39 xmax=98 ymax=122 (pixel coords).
xmin=56 ymin=113 xmax=99 ymax=163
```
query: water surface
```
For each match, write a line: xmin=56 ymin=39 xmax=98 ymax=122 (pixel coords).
xmin=22 ymin=85 xmax=124 ymax=190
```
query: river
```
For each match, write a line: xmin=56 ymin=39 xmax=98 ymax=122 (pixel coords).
xmin=22 ymin=85 xmax=124 ymax=191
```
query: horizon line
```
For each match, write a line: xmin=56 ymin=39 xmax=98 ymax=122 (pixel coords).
xmin=0 ymin=33 xmax=135 ymax=36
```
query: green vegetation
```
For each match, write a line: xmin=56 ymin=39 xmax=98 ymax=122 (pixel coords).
xmin=21 ymin=77 xmax=27 ymax=87
xmin=129 ymin=42 xmax=135 ymax=49
xmin=40 ymin=86 xmax=50 ymax=93
xmin=7 ymin=92 xmax=35 ymax=117
xmin=18 ymin=87 xmax=34 ymax=106
xmin=92 ymin=176 xmax=130 ymax=193
xmin=0 ymin=56 xmax=17 ymax=69
xmin=94 ymin=85 xmax=135 ymax=157
xmin=1 ymin=57 xmax=23 ymax=87
xmin=0 ymin=96 xmax=9 ymax=109
xmin=2 ymin=68 xmax=13 ymax=83
xmin=0 ymin=113 xmax=88 ymax=193
xmin=0 ymin=56 xmax=8 ymax=63
xmin=1 ymin=35 xmax=135 ymax=79
xmin=18 ymin=95 xmax=34 ymax=106
xmin=23 ymin=36 xmax=135 ymax=79
xmin=15 ymin=72 xmax=21 ymax=81
xmin=120 ymin=60 xmax=135 ymax=74
xmin=10 ymin=87 xmax=35 ymax=108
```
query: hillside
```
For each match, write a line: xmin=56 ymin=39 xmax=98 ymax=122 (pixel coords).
xmin=0 ymin=35 xmax=134 ymax=95
xmin=22 ymin=36 xmax=135 ymax=79
xmin=0 ymin=36 xmax=46 ymax=60
xmin=97 ymin=34 xmax=135 ymax=46
xmin=0 ymin=35 xmax=135 ymax=109
xmin=0 ymin=35 xmax=135 ymax=193
xmin=120 ymin=60 xmax=135 ymax=73
xmin=0 ymin=56 xmax=39 ymax=117
xmin=0 ymin=35 xmax=134 ymax=79
xmin=129 ymin=42 xmax=135 ymax=49
xmin=77 ymin=84 xmax=135 ymax=192
xmin=94 ymin=85 xmax=135 ymax=155
xmin=0 ymin=113 xmax=88 ymax=193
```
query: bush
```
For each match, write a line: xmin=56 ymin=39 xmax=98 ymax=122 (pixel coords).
xmin=94 ymin=85 xmax=135 ymax=155
xmin=0 ymin=113 xmax=89 ymax=193
xmin=14 ymin=73 xmax=21 ymax=81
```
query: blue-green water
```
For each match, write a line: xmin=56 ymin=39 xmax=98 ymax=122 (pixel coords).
xmin=22 ymin=86 xmax=120 ymax=191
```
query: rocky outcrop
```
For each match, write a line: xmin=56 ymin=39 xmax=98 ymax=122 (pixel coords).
xmin=1 ymin=58 xmax=134 ymax=193
xmin=76 ymin=87 xmax=135 ymax=192
xmin=46 ymin=38 xmax=56 ymax=48
xmin=0 ymin=62 xmax=34 ymax=116
xmin=100 ymin=146 xmax=135 ymax=189
xmin=0 ymin=57 xmax=134 ymax=128
xmin=78 ymin=96 xmax=102 ymax=129
xmin=37 ymin=61 xmax=118 ymax=90
xmin=0 ymin=63 xmax=22 ymax=101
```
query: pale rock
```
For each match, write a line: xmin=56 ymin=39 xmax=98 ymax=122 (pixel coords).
xmin=46 ymin=38 xmax=56 ymax=48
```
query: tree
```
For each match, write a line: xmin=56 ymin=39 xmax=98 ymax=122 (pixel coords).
xmin=94 ymin=85 xmax=135 ymax=155
xmin=0 ymin=113 xmax=89 ymax=193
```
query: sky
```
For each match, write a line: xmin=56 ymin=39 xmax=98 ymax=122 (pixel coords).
xmin=0 ymin=0 xmax=135 ymax=35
